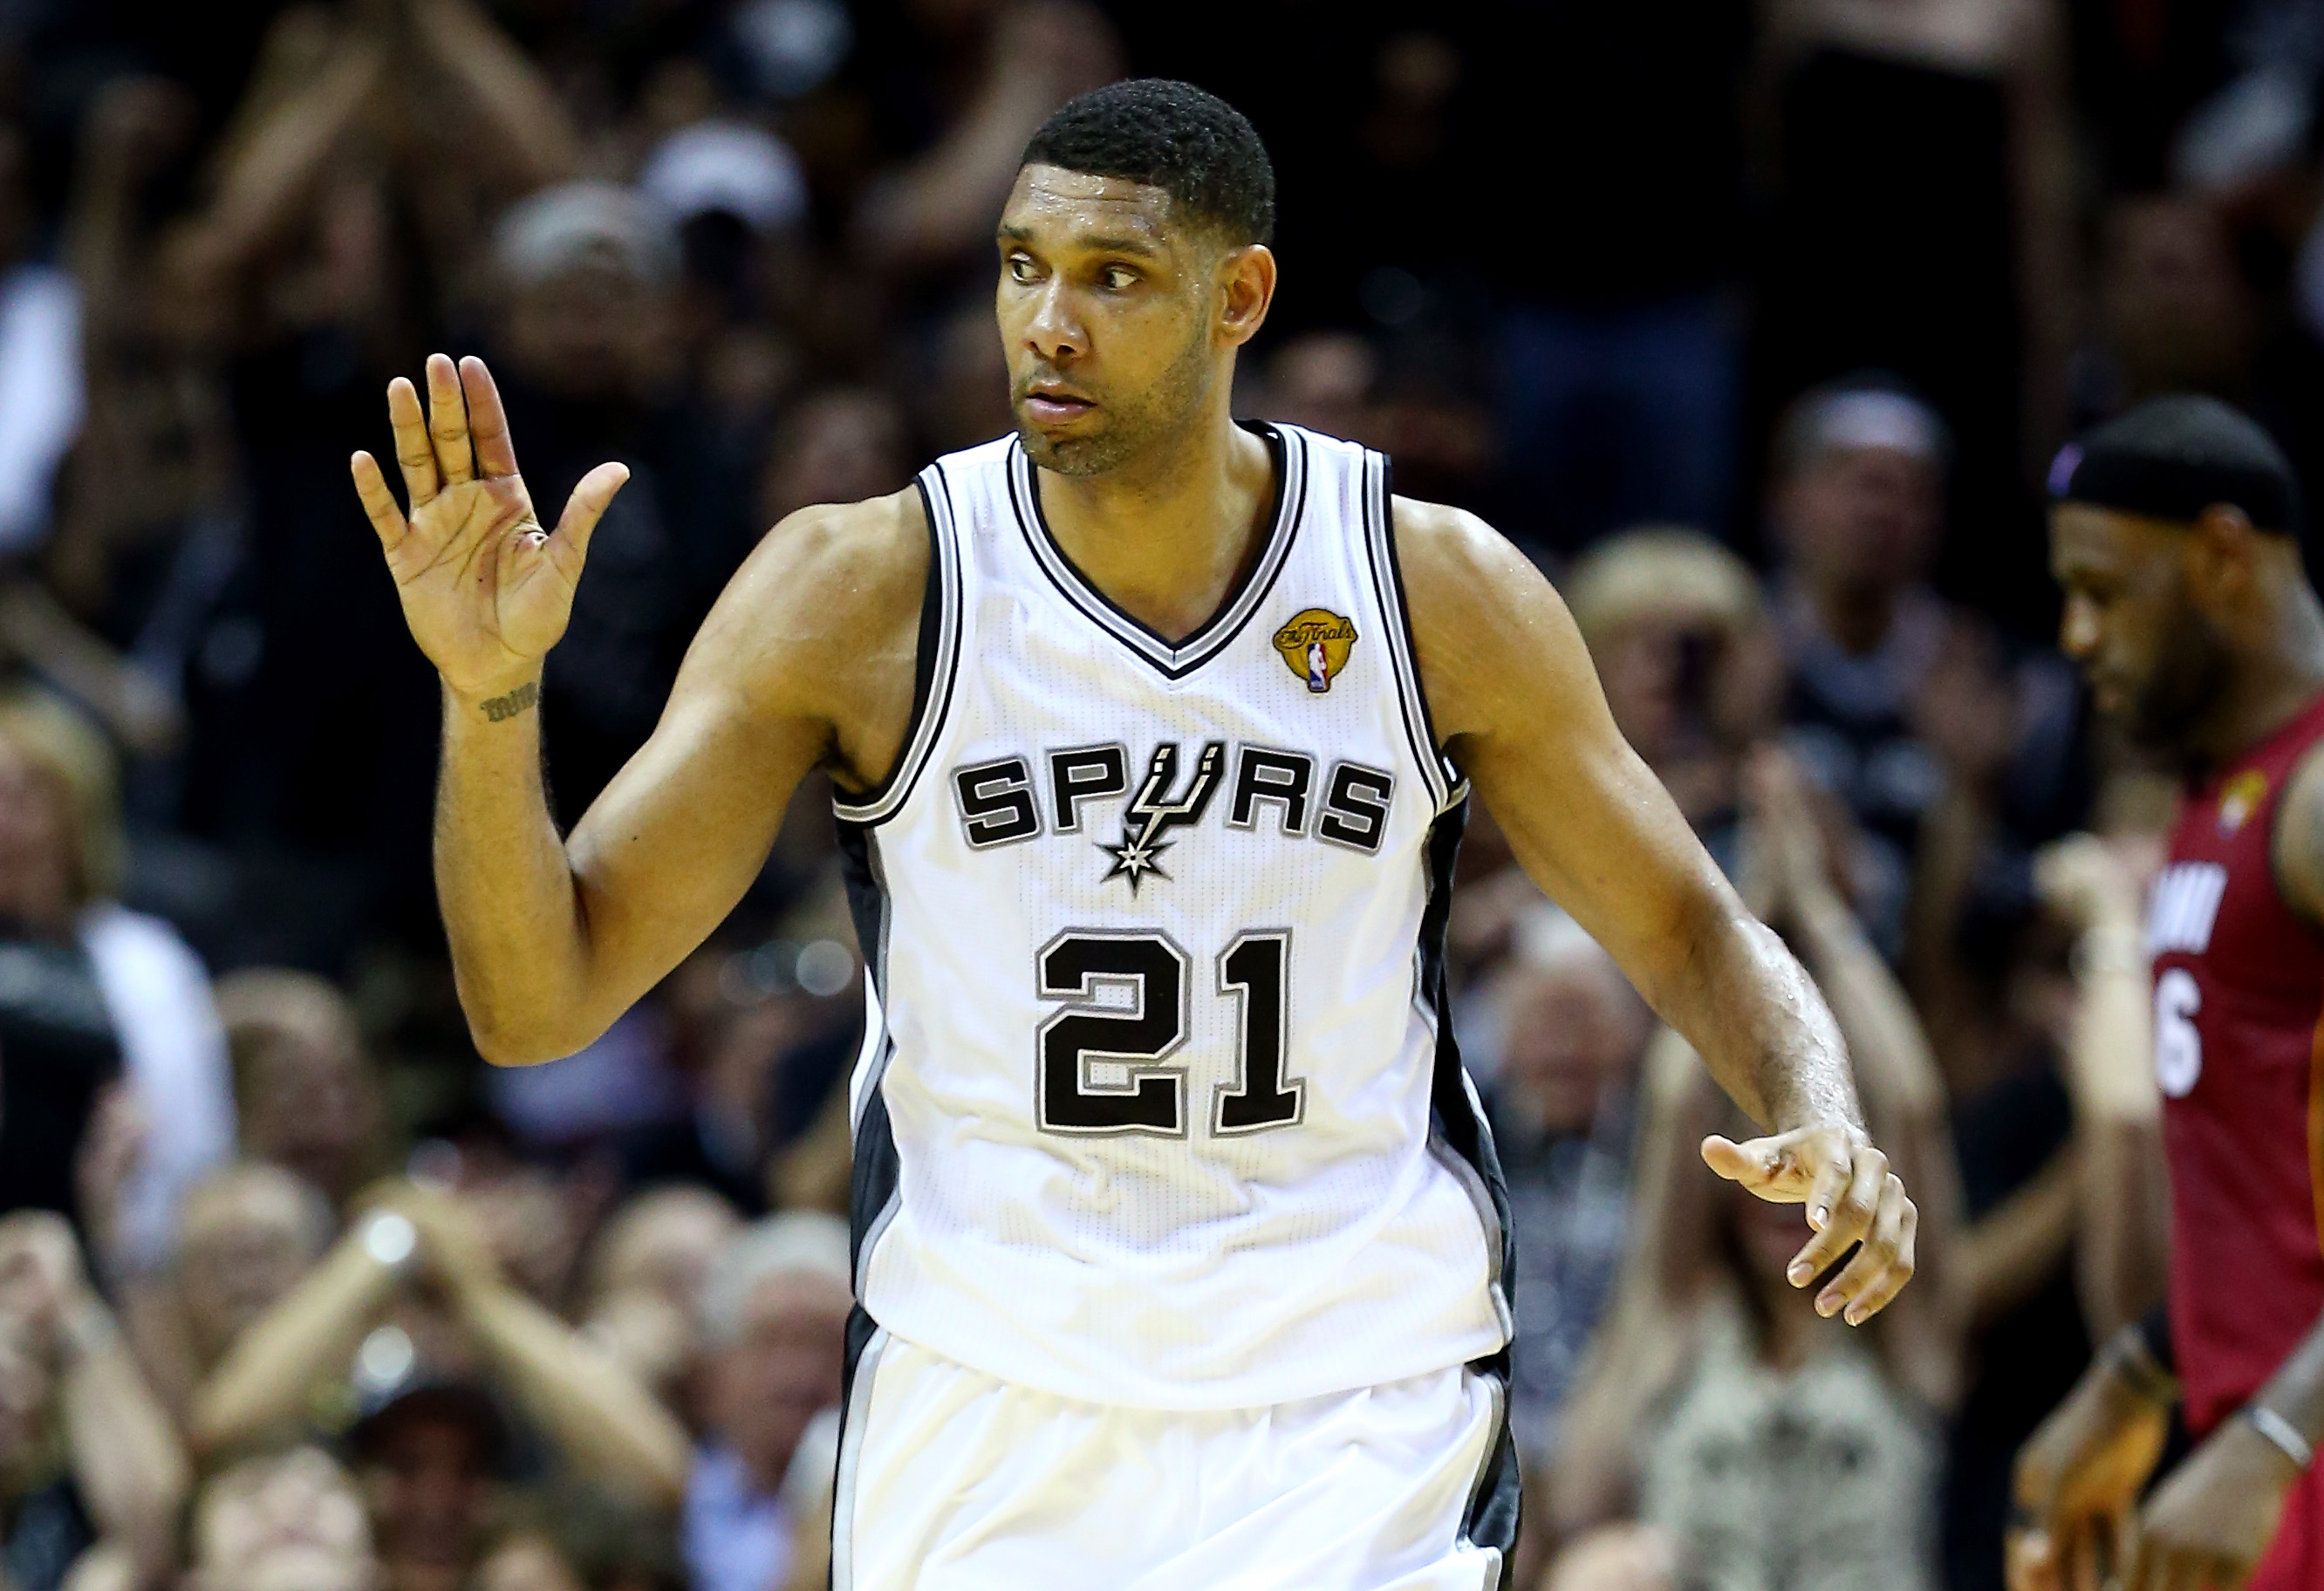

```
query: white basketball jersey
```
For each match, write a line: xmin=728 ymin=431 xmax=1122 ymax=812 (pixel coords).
xmin=833 ymin=424 xmax=1512 ymax=1410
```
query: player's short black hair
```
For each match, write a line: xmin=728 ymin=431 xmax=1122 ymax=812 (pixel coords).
xmin=2052 ymin=393 xmax=2303 ymax=539
xmin=1021 ymin=79 xmax=1276 ymax=247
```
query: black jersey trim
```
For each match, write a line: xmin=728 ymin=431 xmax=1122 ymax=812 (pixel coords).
xmin=830 ymin=1314 xmax=889 ymax=1591
xmin=832 ymin=819 xmax=901 ymax=1591
xmin=1459 ymin=1365 xmax=1521 ymax=1567
xmin=1005 ymin=424 xmax=1307 ymax=680
xmin=832 ymin=468 xmax=965 ymax=825
xmin=1417 ymin=797 xmax=1514 ymax=1340
xmin=1361 ymin=452 xmax=1457 ymax=811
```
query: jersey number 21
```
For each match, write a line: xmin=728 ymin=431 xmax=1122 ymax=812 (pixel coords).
xmin=1036 ymin=929 xmax=1302 ymax=1137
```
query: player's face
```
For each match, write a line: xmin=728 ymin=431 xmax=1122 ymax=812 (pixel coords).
xmin=2050 ymin=501 xmax=2232 ymax=754
xmin=995 ymin=166 xmax=1239 ymax=476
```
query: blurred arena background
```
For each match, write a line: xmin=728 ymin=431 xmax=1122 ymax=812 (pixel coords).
xmin=0 ymin=0 xmax=2279 ymax=1587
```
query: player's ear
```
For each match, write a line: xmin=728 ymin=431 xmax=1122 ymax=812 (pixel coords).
xmin=2186 ymin=501 xmax=2259 ymax=610
xmin=1218 ymin=244 xmax=1275 ymax=347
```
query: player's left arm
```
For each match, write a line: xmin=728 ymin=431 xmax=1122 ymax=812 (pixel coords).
xmin=2124 ymin=742 xmax=2324 ymax=1588
xmin=1398 ymin=498 xmax=1917 ymax=1323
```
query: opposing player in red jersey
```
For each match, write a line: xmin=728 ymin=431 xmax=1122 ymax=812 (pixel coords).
xmin=2014 ymin=394 xmax=2324 ymax=1591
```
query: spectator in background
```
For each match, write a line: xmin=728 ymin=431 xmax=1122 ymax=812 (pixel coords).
xmin=581 ymin=1186 xmax=741 ymax=1417
xmin=411 ymin=1123 xmax=600 ymax=1319
xmin=0 ymin=1212 xmax=187 ymax=1591
xmin=1259 ymin=332 xmax=1383 ymax=449
xmin=471 ymin=1487 xmax=686 ymax=1591
xmin=2092 ymin=195 xmax=2258 ymax=413
xmin=849 ymin=0 xmax=1119 ymax=283
xmin=50 ymin=75 xmax=222 ymax=660
xmin=185 ymin=1444 xmax=378 ymax=1591
xmin=348 ymin=1378 xmax=508 ymax=1591
xmin=0 ymin=692 xmax=232 ymax=1273
xmin=760 ymin=387 xmax=912 ymax=529
xmin=0 ymin=114 xmax=185 ymax=769
xmin=686 ymin=1213 xmax=851 ymax=1591
xmin=1766 ymin=379 xmax=2004 ymax=957
xmin=639 ymin=115 xmax=811 ymax=454
xmin=1483 ymin=906 xmax=1651 ymax=1470
xmin=1546 ymin=751 xmax=1958 ymax=1591
xmin=489 ymin=181 xmax=753 ymax=823
xmin=1564 ymin=526 xmax=1784 ymax=874
xmin=914 ymin=296 xmax=1016 ymax=457
xmin=0 ymin=126 xmax=85 ymax=565
xmin=1460 ymin=0 xmax=1753 ymax=551
xmin=191 ymin=1180 xmax=687 ymax=1509
xmin=2088 ymin=193 xmax=2324 ymax=529
xmin=145 ymin=0 xmax=583 ymax=959
xmin=1937 ymin=828 xmax=2169 ymax=1591
xmin=622 ymin=926 xmax=863 ymax=1218
xmin=130 ymin=1162 xmax=333 ymax=1425
xmin=1752 ymin=0 xmax=2075 ymax=628
xmin=215 ymin=969 xmax=387 ymax=1213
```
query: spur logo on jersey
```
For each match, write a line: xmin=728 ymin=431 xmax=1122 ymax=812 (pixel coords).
xmin=948 ymin=741 xmax=1397 ymax=887
xmin=2146 ymin=861 xmax=2229 ymax=957
xmin=1104 ymin=741 xmax=1228 ymax=890
xmin=1271 ymin=609 xmax=1357 ymax=693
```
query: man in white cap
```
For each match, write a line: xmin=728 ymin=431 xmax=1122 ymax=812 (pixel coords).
xmin=685 ymin=1213 xmax=851 ymax=1591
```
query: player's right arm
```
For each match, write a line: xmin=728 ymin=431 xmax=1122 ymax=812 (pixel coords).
xmin=352 ymin=353 xmax=925 ymax=1064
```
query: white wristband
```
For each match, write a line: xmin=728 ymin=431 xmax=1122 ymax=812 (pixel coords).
xmin=2245 ymin=1404 xmax=2314 ymax=1471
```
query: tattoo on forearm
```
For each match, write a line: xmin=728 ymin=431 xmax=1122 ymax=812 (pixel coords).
xmin=478 ymin=681 xmax=539 ymax=722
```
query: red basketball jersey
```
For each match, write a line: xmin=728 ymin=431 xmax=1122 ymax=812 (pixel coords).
xmin=2157 ymin=690 xmax=2324 ymax=1437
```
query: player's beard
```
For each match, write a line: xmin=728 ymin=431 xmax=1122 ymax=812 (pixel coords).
xmin=2123 ymin=596 xmax=2237 ymax=769
xmin=1015 ymin=326 xmax=1213 ymax=479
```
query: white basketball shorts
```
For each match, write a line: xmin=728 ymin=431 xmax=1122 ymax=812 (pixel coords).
xmin=830 ymin=1328 xmax=1516 ymax=1591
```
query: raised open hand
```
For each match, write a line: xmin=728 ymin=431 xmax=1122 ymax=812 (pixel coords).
xmin=350 ymin=353 xmax=628 ymax=701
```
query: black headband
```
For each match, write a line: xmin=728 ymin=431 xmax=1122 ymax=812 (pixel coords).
xmin=2050 ymin=439 xmax=2300 ymax=534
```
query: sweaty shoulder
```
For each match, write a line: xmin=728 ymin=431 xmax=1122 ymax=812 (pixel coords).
xmin=690 ymin=485 xmax=930 ymax=793
xmin=1390 ymin=495 xmax=1598 ymax=747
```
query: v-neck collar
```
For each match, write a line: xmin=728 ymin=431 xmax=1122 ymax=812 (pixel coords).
xmin=1006 ymin=421 xmax=1306 ymax=680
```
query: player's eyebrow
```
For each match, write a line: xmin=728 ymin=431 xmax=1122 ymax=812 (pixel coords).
xmin=1072 ymin=234 xmax=1163 ymax=259
xmin=996 ymin=222 xmax=1164 ymax=260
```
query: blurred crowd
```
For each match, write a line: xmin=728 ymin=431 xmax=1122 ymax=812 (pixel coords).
xmin=0 ymin=0 xmax=2305 ymax=1586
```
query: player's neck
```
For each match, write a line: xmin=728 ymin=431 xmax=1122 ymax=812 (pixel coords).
xmin=1036 ymin=409 xmax=1276 ymax=645
xmin=2198 ymin=584 xmax=2324 ymax=768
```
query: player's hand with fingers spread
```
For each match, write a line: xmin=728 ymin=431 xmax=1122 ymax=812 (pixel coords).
xmin=348 ymin=352 xmax=629 ymax=704
xmin=1699 ymin=1120 xmax=1917 ymax=1324
xmin=2127 ymin=1418 xmax=2300 ymax=1591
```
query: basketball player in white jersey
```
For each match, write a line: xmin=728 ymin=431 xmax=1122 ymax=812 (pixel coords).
xmin=352 ymin=80 xmax=1917 ymax=1589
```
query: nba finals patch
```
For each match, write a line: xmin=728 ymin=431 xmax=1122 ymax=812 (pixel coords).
xmin=2218 ymin=768 xmax=2270 ymax=836
xmin=1273 ymin=609 xmax=1357 ymax=693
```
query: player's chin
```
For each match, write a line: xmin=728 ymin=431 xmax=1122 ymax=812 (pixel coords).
xmin=1018 ymin=420 xmax=1122 ymax=478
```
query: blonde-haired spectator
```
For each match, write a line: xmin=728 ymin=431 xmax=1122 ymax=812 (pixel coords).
xmin=1562 ymin=529 xmax=1784 ymax=871
xmin=0 ymin=691 xmax=230 ymax=1277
